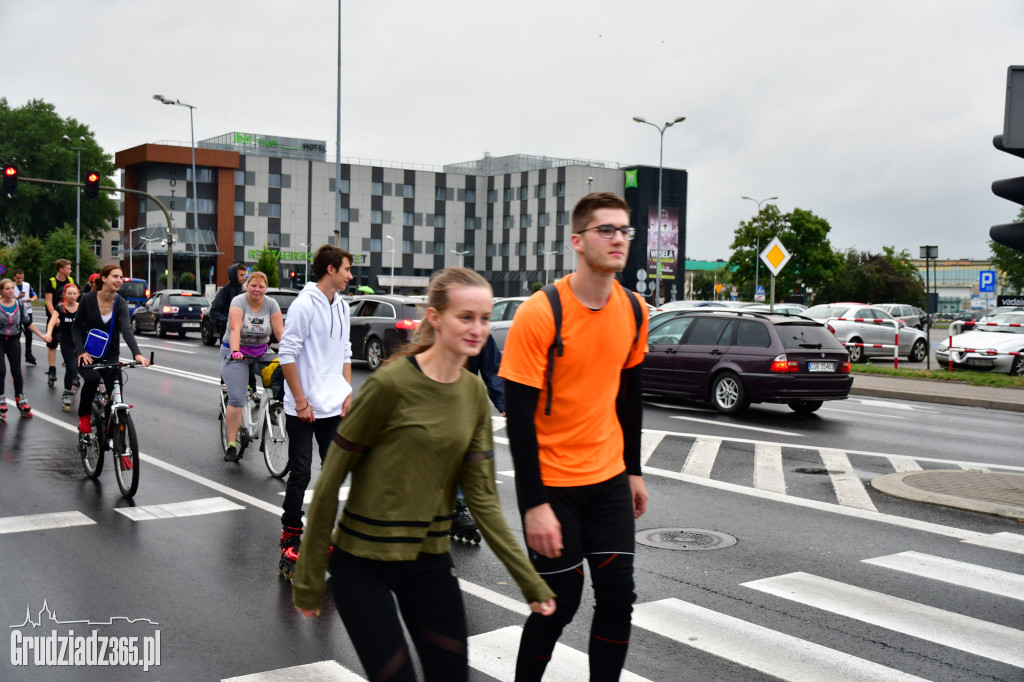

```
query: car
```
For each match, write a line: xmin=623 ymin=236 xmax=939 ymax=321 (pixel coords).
xmin=740 ymin=302 xmax=808 ymax=316
xmin=876 ymin=303 xmax=928 ymax=330
xmin=200 ymin=287 xmax=301 ymax=346
xmin=935 ymin=312 xmax=1024 ymax=375
xmin=977 ymin=305 xmax=1024 ymax=324
xmin=489 ymin=296 xmax=530 ymax=350
xmin=119 ymin=277 xmax=150 ymax=315
xmin=802 ymin=303 xmax=928 ymax=363
xmin=348 ymin=295 xmax=425 ymax=370
xmin=642 ymin=309 xmax=852 ymax=414
xmin=650 ymin=300 xmax=727 ymax=318
xmin=131 ymin=290 xmax=209 ymax=337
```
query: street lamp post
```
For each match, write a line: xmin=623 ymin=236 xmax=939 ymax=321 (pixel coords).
xmin=62 ymin=136 xmax=86 ymax=283
xmin=741 ymin=195 xmax=778 ymax=301
xmin=633 ymin=115 xmax=685 ymax=306
xmin=299 ymin=242 xmax=311 ymax=283
xmin=451 ymin=249 xmax=469 ymax=267
xmin=541 ymin=249 xmax=558 ymax=286
xmin=385 ymin=235 xmax=395 ymax=295
xmin=153 ymin=95 xmax=199 ymax=290
xmin=128 ymin=226 xmax=151 ymax=279
xmin=140 ymin=236 xmax=164 ymax=286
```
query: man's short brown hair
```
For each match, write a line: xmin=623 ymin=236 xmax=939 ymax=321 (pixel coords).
xmin=312 ymin=245 xmax=353 ymax=280
xmin=571 ymin=192 xmax=631 ymax=234
xmin=55 ymin=258 xmax=72 ymax=271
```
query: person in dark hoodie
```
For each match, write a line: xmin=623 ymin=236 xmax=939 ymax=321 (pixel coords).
xmin=209 ymin=262 xmax=248 ymax=340
xmin=277 ymin=245 xmax=354 ymax=579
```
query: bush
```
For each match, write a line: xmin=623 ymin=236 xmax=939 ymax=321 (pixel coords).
xmin=178 ymin=272 xmax=196 ymax=289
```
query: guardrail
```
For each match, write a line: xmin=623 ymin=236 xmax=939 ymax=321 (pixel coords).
xmin=826 ymin=317 xmax=901 ymax=368
xmin=945 ymin=320 xmax=1023 ymax=371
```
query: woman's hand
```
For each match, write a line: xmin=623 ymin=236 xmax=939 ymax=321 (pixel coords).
xmin=231 ymin=351 xmax=244 ymax=361
xmin=295 ymin=607 xmax=321 ymax=618
xmin=529 ymin=599 xmax=556 ymax=616
xmin=134 ymin=354 xmax=151 ymax=367
xmin=42 ymin=334 xmax=52 ymax=344
xmin=78 ymin=353 xmax=93 ymax=367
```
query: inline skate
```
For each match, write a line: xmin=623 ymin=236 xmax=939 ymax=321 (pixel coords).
xmin=450 ymin=498 xmax=482 ymax=544
xmin=279 ymin=526 xmax=302 ymax=580
xmin=61 ymin=390 xmax=73 ymax=412
xmin=15 ymin=395 xmax=31 ymax=419
xmin=47 ymin=366 xmax=57 ymax=388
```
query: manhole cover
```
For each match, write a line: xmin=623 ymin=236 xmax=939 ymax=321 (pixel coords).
xmin=635 ymin=528 xmax=737 ymax=551
xmin=794 ymin=467 xmax=842 ymax=475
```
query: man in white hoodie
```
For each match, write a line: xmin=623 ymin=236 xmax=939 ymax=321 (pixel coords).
xmin=277 ymin=244 xmax=354 ymax=578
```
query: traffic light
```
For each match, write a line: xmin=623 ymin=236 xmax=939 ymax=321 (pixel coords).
xmin=991 ymin=65 xmax=1024 ymax=252
xmin=84 ymin=171 xmax=100 ymax=200
xmin=2 ymin=164 xmax=17 ymax=197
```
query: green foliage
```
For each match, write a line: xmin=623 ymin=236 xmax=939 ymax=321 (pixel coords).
xmin=0 ymin=98 xmax=119 ymax=241
xmin=988 ymin=207 xmax=1024 ymax=294
xmin=689 ymin=268 xmax=732 ymax=300
xmin=178 ymin=272 xmax=196 ymax=290
xmin=815 ymin=246 xmax=924 ymax=304
xmin=530 ymin=281 xmax=544 ymax=292
xmin=40 ymin=226 xmax=99 ymax=283
xmin=8 ymin=236 xmax=45 ymax=289
xmin=254 ymin=248 xmax=281 ymax=288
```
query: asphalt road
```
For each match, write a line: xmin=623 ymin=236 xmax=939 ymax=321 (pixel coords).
xmin=1 ymin=334 xmax=1022 ymax=681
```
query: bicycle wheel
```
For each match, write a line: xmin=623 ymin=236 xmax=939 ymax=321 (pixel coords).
xmin=113 ymin=411 xmax=140 ymax=498
xmin=219 ymin=388 xmax=232 ymax=451
xmin=80 ymin=404 xmax=106 ymax=479
xmin=262 ymin=401 xmax=290 ymax=478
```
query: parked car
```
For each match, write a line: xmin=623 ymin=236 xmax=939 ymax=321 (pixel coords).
xmin=489 ymin=296 xmax=530 ymax=350
xmin=876 ymin=303 xmax=928 ymax=330
xmin=119 ymin=277 xmax=150 ymax=315
xmin=935 ymin=312 xmax=1024 ymax=375
xmin=200 ymin=287 xmax=300 ymax=346
xmin=802 ymin=303 xmax=928 ymax=363
xmin=740 ymin=302 xmax=808 ymax=316
xmin=643 ymin=309 xmax=852 ymax=414
xmin=977 ymin=305 xmax=1024 ymax=324
xmin=650 ymin=300 xmax=727 ymax=318
xmin=131 ymin=290 xmax=209 ymax=337
xmin=348 ymin=295 xmax=425 ymax=370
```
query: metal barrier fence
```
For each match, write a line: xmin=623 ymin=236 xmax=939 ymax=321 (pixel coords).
xmin=826 ymin=317 xmax=901 ymax=368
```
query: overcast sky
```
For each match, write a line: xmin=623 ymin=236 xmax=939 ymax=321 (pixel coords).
xmin=4 ymin=0 xmax=1022 ymax=261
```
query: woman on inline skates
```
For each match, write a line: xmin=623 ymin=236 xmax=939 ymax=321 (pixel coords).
xmin=45 ymin=281 xmax=81 ymax=411
xmin=72 ymin=265 xmax=150 ymax=434
xmin=0 ymin=278 xmax=51 ymax=418
xmin=220 ymin=270 xmax=284 ymax=462
xmin=293 ymin=267 xmax=555 ymax=682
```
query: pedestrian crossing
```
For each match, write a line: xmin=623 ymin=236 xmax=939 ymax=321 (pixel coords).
xmin=221 ymin=549 xmax=1023 ymax=681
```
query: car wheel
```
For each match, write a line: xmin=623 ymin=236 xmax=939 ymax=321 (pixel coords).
xmin=907 ymin=338 xmax=927 ymax=363
xmin=366 ymin=338 xmax=385 ymax=371
xmin=201 ymin=318 xmax=217 ymax=346
xmin=1011 ymin=356 xmax=1024 ymax=377
xmin=710 ymin=372 xmax=747 ymax=414
xmin=788 ymin=400 xmax=823 ymax=415
xmin=846 ymin=338 xmax=864 ymax=363
xmin=130 ymin=318 xmax=141 ymax=335
xmin=156 ymin=320 xmax=167 ymax=338
xmin=178 ymin=330 xmax=187 ymax=338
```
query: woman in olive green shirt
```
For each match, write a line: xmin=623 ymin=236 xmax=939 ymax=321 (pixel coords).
xmin=293 ymin=267 xmax=555 ymax=682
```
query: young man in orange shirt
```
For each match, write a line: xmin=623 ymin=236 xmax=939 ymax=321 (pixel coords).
xmin=499 ymin=191 xmax=649 ymax=681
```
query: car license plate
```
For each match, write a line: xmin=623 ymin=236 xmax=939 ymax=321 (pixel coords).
xmin=182 ymin=322 xmax=200 ymax=328
xmin=807 ymin=361 xmax=835 ymax=372
xmin=967 ymin=358 xmax=993 ymax=368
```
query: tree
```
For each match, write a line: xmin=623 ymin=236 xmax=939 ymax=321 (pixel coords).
xmin=178 ymin=272 xmax=196 ymax=290
xmin=727 ymin=206 xmax=843 ymax=302
xmin=0 ymin=98 xmax=119 ymax=241
xmin=8 ymin=235 xmax=45 ymax=290
xmin=254 ymin=248 xmax=281 ymax=288
xmin=816 ymin=246 xmax=924 ymax=305
xmin=988 ymin=207 xmax=1024 ymax=294
xmin=40 ymin=226 xmax=99 ymax=283
xmin=689 ymin=267 xmax=732 ymax=300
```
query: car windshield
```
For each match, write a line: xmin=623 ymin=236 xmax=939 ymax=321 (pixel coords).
xmin=979 ymin=313 xmax=1024 ymax=333
xmin=168 ymin=294 xmax=209 ymax=307
xmin=120 ymin=281 xmax=148 ymax=299
xmin=778 ymin=324 xmax=846 ymax=350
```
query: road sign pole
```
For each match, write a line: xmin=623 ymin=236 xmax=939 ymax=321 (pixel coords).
xmin=770 ymin=276 xmax=776 ymax=313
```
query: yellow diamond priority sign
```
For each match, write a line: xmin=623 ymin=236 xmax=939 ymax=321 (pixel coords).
xmin=760 ymin=236 xmax=791 ymax=276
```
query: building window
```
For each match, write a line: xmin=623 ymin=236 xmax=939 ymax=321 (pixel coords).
xmin=433 ymin=241 xmax=445 ymax=255
xmin=519 ymin=214 xmax=531 ymax=228
xmin=554 ymin=181 xmax=565 ymax=197
xmin=261 ymin=203 xmax=281 ymax=218
xmin=267 ymin=233 xmax=281 ymax=248
xmin=465 ymin=189 xmax=476 ymax=203
xmin=268 ymin=173 xmax=282 ymax=188
xmin=363 ymin=237 xmax=383 ymax=252
xmin=339 ymin=236 xmax=350 ymax=250
xmin=517 ymin=242 xmax=527 ymax=256
xmin=486 ymin=243 xmax=495 ymax=257
xmin=536 ymin=242 xmax=546 ymax=256
xmin=486 ymin=217 xmax=494 ymax=230
xmin=235 ymin=200 xmax=244 ymax=216
xmin=340 ymin=207 xmax=350 ymax=222
xmin=519 ymin=186 xmax=529 ymax=200
xmin=432 ymin=214 xmax=446 ymax=228
xmin=403 ymin=212 xmax=415 ymax=226
xmin=402 ymin=184 xmax=415 ymax=198
xmin=111 ymin=240 xmax=122 ymax=257
xmin=465 ymin=217 xmax=480 ymax=230
xmin=538 ymin=213 xmax=550 ymax=227
xmin=435 ymin=186 xmax=447 ymax=201
xmin=371 ymin=209 xmax=383 ymax=224
xmin=187 ymin=198 xmax=216 ymax=214
xmin=487 ymin=189 xmax=497 ymax=203
xmin=552 ymin=240 xmax=563 ymax=252
xmin=330 ymin=178 xmax=351 ymax=193
xmin=403 ymin=240 xmax=415 ymax=254
xmin=372 ymin=181 xmax=383 ymax=196
xmin=503 ymin=215 xmax=514 ymax=229
xmin=503 ymin=188 xmax=514 ymax=202
xmin=556 ymin=211 xmax=568 ymax=226
xmin=235 ymin=170 xmax=245 ymax=185
xmin=92 ymin=239 xmax=102 ymax=257
xmin=186 ymin=167 xmax=214 ymax=183
xmin=501 ymin=243 xmax=510 ymax=257
xmin=535 ymin=184 xmax=546 ymax=199
xmin=234 ymin=231 xmax=245 ymax=247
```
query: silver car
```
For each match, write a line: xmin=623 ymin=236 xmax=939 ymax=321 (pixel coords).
xmin=877 ymin=303 xmax=928 ymax=330
xmin=490 ymin=296 xmax=530 ymax=351
xmin=935 ymin=312 xmax=1024 ymax=375
xmin=803 ymin=303 xmax=928 ymax=363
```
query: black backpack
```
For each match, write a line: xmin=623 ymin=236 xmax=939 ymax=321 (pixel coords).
xmin=541 ymin=281 xmax=643 ymax=416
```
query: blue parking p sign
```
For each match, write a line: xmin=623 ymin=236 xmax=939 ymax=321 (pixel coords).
xmin=979 ymin=270 xmax=996 ymax=293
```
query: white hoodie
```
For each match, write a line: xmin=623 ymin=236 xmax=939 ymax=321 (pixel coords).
xmin=278 ymin=281 xmax=352 ymax=419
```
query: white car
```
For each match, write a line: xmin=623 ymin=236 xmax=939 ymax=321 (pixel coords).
xmin=803 ymin=303 xmax=928 ymax=363
xmin=935 ymin=312 xmax=1024 ymax=376
xmin=490 ymin=296 xmax=530 ymax=351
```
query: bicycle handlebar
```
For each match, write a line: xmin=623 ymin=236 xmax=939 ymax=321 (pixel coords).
xmin=86 ymin=352 xmax=155 ymax=371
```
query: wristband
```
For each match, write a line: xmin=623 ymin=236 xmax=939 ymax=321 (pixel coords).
xmin=297 ymin=403 xmax=309 ymax=411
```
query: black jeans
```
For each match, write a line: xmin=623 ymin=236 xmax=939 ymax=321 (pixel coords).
xmin=23 ymin=319 xmax=33 ymax=358
xmin=280 ymin=414 xmax=341 ymax=529
xmin=59 ymin=337 xmax=77 ymax=391
xmin=76 ymin=365 xmax=118 ymax=418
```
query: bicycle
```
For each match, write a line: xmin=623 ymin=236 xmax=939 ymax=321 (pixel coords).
xmin=218 ymin=361 xmax=290 ymax=478
xmin=78 ymin=356 xmax=152 ymax=499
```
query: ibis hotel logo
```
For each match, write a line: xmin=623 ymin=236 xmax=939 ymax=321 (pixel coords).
xmin=9 ymin=600 xmax=161 ymax=672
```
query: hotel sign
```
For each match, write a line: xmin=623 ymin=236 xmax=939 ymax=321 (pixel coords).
xmin=201 ymin=132 xmax=327 ymax=161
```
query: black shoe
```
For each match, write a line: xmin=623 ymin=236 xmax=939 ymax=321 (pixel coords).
xmin=224 ymin=444 xmax=239 ymax=462
xmin=25 ymin=355 xmax=36 ymax=366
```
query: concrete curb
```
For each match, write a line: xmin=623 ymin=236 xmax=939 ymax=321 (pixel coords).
xmin=850 ymin=385 xmax=1024 ymax=412
xmin=871 ymin=471 xmax=1024 ymax=520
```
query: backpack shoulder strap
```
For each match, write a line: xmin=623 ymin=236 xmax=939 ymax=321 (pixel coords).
xmin=50 ymin=277 xmax=57 ymax=289
xmin=619 ymin=281 xmax=643 ymax=348
xmin=542 ymin=284 xmax=562 ymax=416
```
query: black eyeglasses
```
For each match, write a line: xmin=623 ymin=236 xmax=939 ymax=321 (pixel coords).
xmin=577 ymin=225 xmax=636 ymax=240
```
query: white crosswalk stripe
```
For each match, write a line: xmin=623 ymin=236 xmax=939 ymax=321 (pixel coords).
xmin=223 ymin=659 xmax=364 ymax=681
xmin=820 ymin=448 xmax=876 ymax=511
xmin=0 ymin=510 xmax=95 ymax=534
xmin=754 ymin=443 xmax=786 ymax=494
xmin=632 ymin=598 xmax=929 ymax=681
xmin=863 ymin=551 xmax=1024 ymax=601
xmin=681 ymin=437 xmax=719 ymax=477
xmin=742 ymin=571 xmax=1024 ymax=667
xmin=639 ymin=431 xmax=664 ymax=466
xmin=116 ymin=496 xmax=245 ymax=522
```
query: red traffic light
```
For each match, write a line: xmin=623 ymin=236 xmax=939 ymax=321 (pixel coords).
xmin=3 ymin=166 xmax=16 ymax=177
xmin=86 ymin=172 xmax=99 ymax=183
xmin=84 ymin=171 xmax=100 ymax=200
xmin=2 ymin=164 xmax=17 ymax=197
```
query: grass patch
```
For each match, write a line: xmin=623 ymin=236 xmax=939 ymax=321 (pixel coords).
xmin=852 ymin=362 xmax=1024 ymax=389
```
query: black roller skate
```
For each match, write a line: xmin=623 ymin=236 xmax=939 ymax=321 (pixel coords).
xmin=61 ymin=390 xmax=73 ymax=412
xmin=279 ymin=526 xmax=302 ymax=580
xmin=450 ymin=499 xmax=482 ymax=544
xmin=47 ymin=366 xmax=57 ymax=388
xmin=15 ymin=395 xmax=31 ymax=419
xmin=0 ymin=395 xmax=6 ymax=420
xmin=72 ymin=375 xmax=80 ymax=394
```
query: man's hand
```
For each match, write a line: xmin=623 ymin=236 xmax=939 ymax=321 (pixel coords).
xmin=341 ymin=393 xmax=353 ymax=417
xmin=295 ymin=607 xmax=320 ymax=618
xmin=524 ymin=503 xmax=562 ymax=558
xmin=629 ymin=475 xmax=648 ymax=519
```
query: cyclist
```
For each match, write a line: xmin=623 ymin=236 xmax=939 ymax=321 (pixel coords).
xmin=45 ymin=281 xmax=81 ymax=411
xmin=221 ymin=270 xmax=283 ymax=462
xmin=0 ymin=278 xmax=51 ymax=418
xmin=72 ymin=265 xmax=150 ymax=435
xmin=293 ymin=267 xmax=555 ymax=682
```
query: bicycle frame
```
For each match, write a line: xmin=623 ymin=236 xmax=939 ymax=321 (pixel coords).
xmin=219 ymin=364 xmax=290 ymax=477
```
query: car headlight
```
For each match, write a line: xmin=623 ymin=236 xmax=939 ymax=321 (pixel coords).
xmin=938 ymin=341 xmax=948 ymax=351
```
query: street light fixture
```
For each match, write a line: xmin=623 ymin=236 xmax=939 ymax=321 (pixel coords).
xmin=62 ymin=135 xmax=86 ymax=283
xmin=385 ymin=235 xmax=395 ymax=295
xmin=140 ymin=236 xmax=165 ymax=287
xmin=128 ymin=226 xmax=152 ymax=279
xmin=153 ymin=94 xmax=199 ymax=290
xmin=741 ymin=195 xmax=778 ymax=301
xmin=541 ymin=249 xmax=558 ymax=286
xmin=633 ymin=114 xmax=685 ymax=305
xmin=451 ymin=249 xmax=469 ymax=267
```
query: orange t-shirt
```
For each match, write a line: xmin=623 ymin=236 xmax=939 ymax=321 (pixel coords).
xmin=499 ymin=276 xmax=649 ymax=487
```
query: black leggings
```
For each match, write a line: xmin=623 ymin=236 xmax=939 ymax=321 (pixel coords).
xmin=77 ymin=365 xmax=118 ymax=418
xmin=0 ymin=336 xmax=25 ymax=396
xmin=59 ymin=337 xmax=77 ymax=391
xmin=329 ymin=550 xmax=468 ymax=682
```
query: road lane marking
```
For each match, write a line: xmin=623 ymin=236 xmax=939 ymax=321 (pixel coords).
xmin=818 ymin=407 xmax=907 ymax=419
xmin=640 ymin=432 xmax=664 ymax=466
xmin=670 ymin=416 xmax=803 ymax=437
xmin=632 ymin=598 xmax=928 ymax=682
xmin=681 ymin=438 xmax=719 ymax=478
xmin=146 ymin=364 xmax=222 ymax=385
xmin=742 ymin=572 xmax=1024 ymax=667
xmin=278 ymin=487 xmax=350 ymax=505
xmin=850 ymin=398 xmax=939 ymax=413
xmin=887 ymin=456 xmax=923 ymax=472
xmin=963 ymin=532 xmax=1024 ymax=554
xmin=223 ymin=660 xmax=364 ymax=681
xmin=820 ymin=449 xmax=876 ymax=511
xmin=863 ymin=551 xmax=1024 ymax=601
xmin=754 ymin=443 xmax=786 ymax=494
xmin=115 ymin=497 xmax=244 ymax=521
xmin=468 ymin=626 xmax=650 ymax=682
xmin=0 ymin=511 xmax=95 ymax=535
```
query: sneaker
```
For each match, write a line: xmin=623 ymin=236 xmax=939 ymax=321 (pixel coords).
xmin=78 ymin=415 xmax=92 ymax=434
xmin=224 ymin=443 xmax=239 ymax=462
